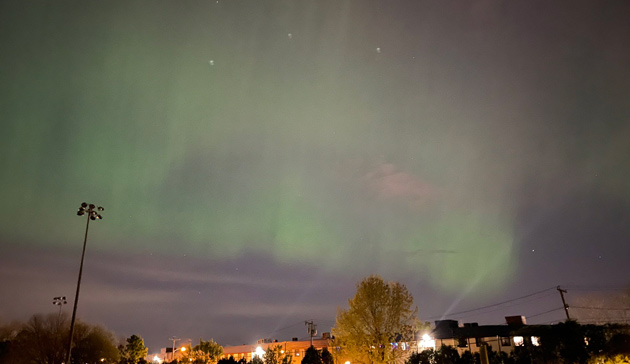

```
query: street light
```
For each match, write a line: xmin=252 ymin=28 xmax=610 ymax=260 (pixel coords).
xmin=66 ymin=202 xmax=104 ymax=364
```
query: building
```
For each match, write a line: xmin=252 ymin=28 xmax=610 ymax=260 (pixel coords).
xmin=148 ymin=345 xmax=190 ymax=363
xmin=222 ymin=333 xmax=332 ymax=363
xmin=150 ymin=316 xmax=630 ymax=364
xmin=427 ymin=316 xmax=538 ymax=355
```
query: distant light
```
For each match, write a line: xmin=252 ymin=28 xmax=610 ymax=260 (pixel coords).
xmin=419 ymin=334 xmax=435 ymax=351
xmin=153 ymin=355 xmax=163 ymax=363
xmin=531 ymin=336 xmax=540 ymax=346
xmin=180 ymin=347 xmax=186 ymax=352
xmin=254 ymin=346 xmax=265 ymax=358
xmin=513 ymin=336 xmax=524 ymax=346
xmin=345 ymin=361 xmax=351 ymax=364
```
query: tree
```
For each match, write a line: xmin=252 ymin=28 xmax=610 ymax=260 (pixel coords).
xmin=0 ymin=320 xmax=21 ymax=363
xmin=332 ymin=275 xmax=419 ymax=364
xmin=183 ymin=339 xmax=224 ymax=364
xmin=249 ymin=356 xmax=263 ymax=364
xmin=8 ymin=313 xmax=67 ymax=364
xmin=1 ymin=313 xmax=119 ymax=364
xmin=69 ymin=323 xmax=119 ymax=364
xmin=264 ymin=345 xmax=292 ymax=364
xmin=406 ymin=349 xmax=434 ymax=364
xmin=120 ymin=334 xmax=148 ymax=364
xmin=301 ymin=346 xmax=321 ymax=364
xmin=320 ymin=348 xmax=333 ymax=364
xmin=218 ymin=356 xmax=238 ymax=364
xmin=434 ymin=346 xmax=460 ymax=364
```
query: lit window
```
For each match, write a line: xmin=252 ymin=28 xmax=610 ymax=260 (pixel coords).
xmin=531 ymin=337 xmax=540 ymax=346
xmin=513 ymin=336 xmax=524 ymax=346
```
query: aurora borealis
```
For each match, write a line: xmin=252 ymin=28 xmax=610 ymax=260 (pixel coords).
xmin=1 ymin=0 xmax=630 ymax=352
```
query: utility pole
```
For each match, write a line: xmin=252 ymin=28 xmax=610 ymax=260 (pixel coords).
xmin=305 ymin=320 xmax=317 ymax=347
xmin=170 ymin=337 xmax=181 ymax=362
xmin=557 ymin=286 xmax=571 ymax=320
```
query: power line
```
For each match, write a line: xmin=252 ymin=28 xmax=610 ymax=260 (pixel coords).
xmin=571 ymin=306 xmax=630 ymax=311
xmin=563 ymin=285 xmax=629 ymax=292
xmin=576 ymin=318 xmax=630 ymax=324
xmin=439 ymin=292 xmax=557 ymax=321
xmin=425 ymin=286 xmax=557 ymax=320
xmin=527 ymin=307 xmax=564 ymax=319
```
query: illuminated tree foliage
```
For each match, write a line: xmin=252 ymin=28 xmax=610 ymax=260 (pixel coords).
xmin=119 ymin=334 xmax=148 ymax=364
xmin=264 ymin=345 xmax=293 ymax=364
xmin=332 ymin=276 xmax=418 ymax=364
xmin=250 ymin=356 xmax=264 ymax=364
xmin=183 ymin=339 xmax=224 ymax=364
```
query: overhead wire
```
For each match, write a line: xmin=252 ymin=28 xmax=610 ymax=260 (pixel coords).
xmin=424 ymin=286 xmax=557 ymax=320
xmin=563 ymin=285 xmax=629 ymax=292
xmin=440 ymin=291 xmax=558 ymax=321
xmin=526 ymin=307 xmax=564 ymax=319
xmin=571 ymin=306 xmax=630 ymax=311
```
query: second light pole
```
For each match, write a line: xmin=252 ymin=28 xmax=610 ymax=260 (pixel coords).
xmin=66 ymin=202 xmax=103 ymax=364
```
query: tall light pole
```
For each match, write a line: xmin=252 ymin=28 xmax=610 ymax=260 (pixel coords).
xmin=66 ymin=202 xmax=103 ymax=364
xmin=53 ymin=296 xmax=67 ymax=321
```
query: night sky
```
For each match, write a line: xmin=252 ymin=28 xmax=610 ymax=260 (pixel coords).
xmin=1 ymin=0 xmax=630 ymax=353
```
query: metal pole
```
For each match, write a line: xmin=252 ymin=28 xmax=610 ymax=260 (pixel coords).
xmin=57 ymin=301 xmax=63 ymax=320
xmin=66 ymin=214 xmax=91 ymax=364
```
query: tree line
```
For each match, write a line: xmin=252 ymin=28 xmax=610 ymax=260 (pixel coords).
xmin=2 ymin=276 xmax=629 ymax=364
xmin=0 ymin=312 xmax=148 ymax=364
xmin=216 ymin=345 xmax=333 ymax=364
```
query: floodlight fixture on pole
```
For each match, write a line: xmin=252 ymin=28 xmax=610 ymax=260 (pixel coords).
xmin=66 ymin=202 xmax=104 ymax=364
xmin=53 ymin=296 xmax=67 ymax=320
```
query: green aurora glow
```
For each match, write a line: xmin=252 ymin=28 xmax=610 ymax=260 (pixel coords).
xmin=1 ymin=1 xmax=629 ymax=296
